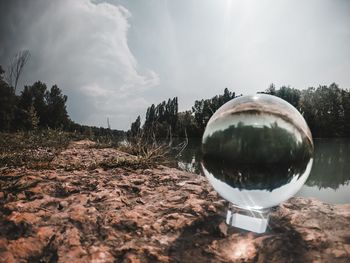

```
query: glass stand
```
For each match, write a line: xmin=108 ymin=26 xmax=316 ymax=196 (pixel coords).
xmin=226 ymin=203 xmax=270 ymax=233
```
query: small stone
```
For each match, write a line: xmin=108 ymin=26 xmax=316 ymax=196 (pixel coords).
xmin=218 ymin=221 xmax=228 ymax=237
xmin=17 ymin=193 xmax=26 ymax=199
xmin=208 ymin=205 xmax=216 ymax=213
xmin=344 ymin=244 xmax=350 ymax=255
xmin=332 ymin=249 xmax=347 ymax=258
xmin=123 ymin=253 xmax=141 ymax=263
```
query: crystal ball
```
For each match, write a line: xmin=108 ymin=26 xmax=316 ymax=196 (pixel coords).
xmin=201 ymin=94 xmax=314 ymax=209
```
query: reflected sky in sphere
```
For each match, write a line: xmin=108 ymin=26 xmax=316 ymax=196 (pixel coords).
xmin=201 ymin=94 xmax=314 ymax=209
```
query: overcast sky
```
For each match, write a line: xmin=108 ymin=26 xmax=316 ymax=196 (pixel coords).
xmin=0 ymin=0 xmax=349 ymax=130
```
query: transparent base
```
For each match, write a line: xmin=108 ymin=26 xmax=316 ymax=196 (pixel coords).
xmin=226 ymin=203 xmax=270 ymax=233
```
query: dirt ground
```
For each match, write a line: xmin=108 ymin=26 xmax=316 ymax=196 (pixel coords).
xmin=0 ymin=140 xmax=349 ymax=262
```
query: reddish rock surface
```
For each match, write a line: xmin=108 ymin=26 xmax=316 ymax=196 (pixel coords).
xmin=0 ymin=140 xmax=349 ymax=262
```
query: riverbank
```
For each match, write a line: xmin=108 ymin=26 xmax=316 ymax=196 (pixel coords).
xmin=0 ymin=140 xmax=349 ymax=262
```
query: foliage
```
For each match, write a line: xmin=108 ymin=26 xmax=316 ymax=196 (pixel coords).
xmin=116 ymin=134 xmax=172 ymax=169
xmin=192 ymin=88 xmax=236 ymax=132
xmin=176 ymin=111 xmax=201 ymax=138
xmin=104 ymin=145 xmax=169 ymax=169
xmin=66 ymin=122 xmax=125 ymax=143
xmin=0 ymin=64 xmax=125 ymax=139
xmin=14 ymin=81 xmax=65 ymax=129
xmin=129 ymin=116 xmax=141 ymax=138
xmin=0 ymin=78 xmax=16 ymax=130
xmin=265 ymin=84 xmax=301 ymax=109
xmin=128 ymin=88 xmax=238 ymax=141
xmin=203 ymin=121 xmax=312 ymax=163
xmin=28 ymin=104 xmax=39 ymax=130
xmin=130 ymin=85 xmax=350 ymax=140
xmin=265 ymin=83 xmax=350 ymax=138
xmin=142 ymin=97 xmax=179 ymax=141
xmin=2 ymin=53 xmax=350 ymax=142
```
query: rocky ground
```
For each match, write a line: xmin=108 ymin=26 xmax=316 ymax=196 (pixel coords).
xmin=0 ymin=140 xmax=349 ymax=263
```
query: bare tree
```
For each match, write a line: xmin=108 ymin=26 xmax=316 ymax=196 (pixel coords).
xmin=6 ymin=50 xmax=30 ymax=92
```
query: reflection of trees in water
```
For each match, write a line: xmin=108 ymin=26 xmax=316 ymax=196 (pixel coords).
xmin=203 ymin=121 xmax=313 ymax=163
xmin=200 ymin=121 xmax=313 ymax=191
xmin=305 ymin=139 xmax=350 ymax=190
xmin=177 ymin=138 xmax=350 ymax=191
xmin=202 ymin=156 xmax=310 ymax=191
xmin=176 ymin=139 xmax=202 ymax=174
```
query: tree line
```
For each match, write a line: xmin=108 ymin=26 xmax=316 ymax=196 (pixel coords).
xmin=129 ymin=85 xmax=350 ymax=139
xmin=1 ymin=51 xmax=349 ymax=139
xmin=264 ymin=83 xmax=350 ymax=137
xmin=128 ymin=88 xmax=237 ymax=140
xmin=0 ymin=63 xmax=124 ymax=138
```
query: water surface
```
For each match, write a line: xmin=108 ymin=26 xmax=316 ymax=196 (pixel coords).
xmin=176 ymin=138 xmax=350 ymax=204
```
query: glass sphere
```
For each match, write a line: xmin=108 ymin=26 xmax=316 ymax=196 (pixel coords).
xmin=201 ymin=94 xmax=314 ymax=209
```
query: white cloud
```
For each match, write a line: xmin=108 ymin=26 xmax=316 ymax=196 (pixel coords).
xmin=1 ymin=0 xmax=159 ymax=129
xmin=80 ymin=83 xmax=109 ymax=98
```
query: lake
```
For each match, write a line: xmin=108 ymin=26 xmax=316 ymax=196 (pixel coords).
xmin=176 ymin=138 xmax=350 ymax=204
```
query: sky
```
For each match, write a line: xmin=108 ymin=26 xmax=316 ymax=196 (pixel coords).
xmin=0 ymin=0 xmax=349 ymax=130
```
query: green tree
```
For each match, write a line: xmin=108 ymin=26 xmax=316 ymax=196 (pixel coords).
xmin=299 ymin=83 xmax=345 ymax=137
xmin=176 ymin=111 xmax=200 ymax=137
xmin=192 ymin=88 xmax=236 ymax=134
xmin=342 ymin=89 xmax=350 ymax=136
xmin=18 ymin=82 xmax=47 ymax=126
xmin=28 ymin=103 xmax=39 ymax=130
xmin=266 ymin=83 xmax=276 ymax=95
xmin=0 ymin=67 xmax=16 ymax=131
xmin=16 ymin=82 xmax=70 ymax=130
xmin=264 ymin=84 xmax=301 ymax=109
xmin=142 ymin=97 xmax=179 ymax=140
xmin=45 ymin=85 xmax=69 ymax=129
xmin=130 ymin=115 xmax=141 ymax=138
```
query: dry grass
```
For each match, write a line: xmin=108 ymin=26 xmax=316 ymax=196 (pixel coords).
xmin=0 ymin=130 xmax=82 ymax=168
xmin=92 ymin=140 xmax=171 ymax=170
xmin=0 ymin=130 xmax=179 ymax=171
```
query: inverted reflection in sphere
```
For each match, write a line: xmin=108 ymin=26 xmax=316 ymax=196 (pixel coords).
xmin=201 ymin=94 xmax=314 ymax=210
